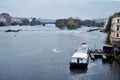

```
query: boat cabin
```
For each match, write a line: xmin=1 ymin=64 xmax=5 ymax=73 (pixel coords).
xmin=71 ymin=52 xmax=88 ymax=64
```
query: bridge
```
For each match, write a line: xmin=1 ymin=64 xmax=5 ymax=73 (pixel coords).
xmin=39 ymin=19 xmax=56 ymax=26
xmin=41 ymin=22 xmax=55 ymax=26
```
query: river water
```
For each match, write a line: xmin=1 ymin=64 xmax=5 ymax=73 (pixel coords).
xmin=0 ymin=25 xmax=120 ymax=80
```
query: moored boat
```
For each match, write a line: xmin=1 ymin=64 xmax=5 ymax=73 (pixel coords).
xmin=70 ymin=43 xmax=89 ymax=69
xmin=87 ymin=28 xmax=101 ymax=32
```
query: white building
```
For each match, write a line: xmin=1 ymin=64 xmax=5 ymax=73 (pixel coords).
xmin=110 ymin=17 xmax=120 ymax=44
xmin=11 ymin=17 xmax=22 ymax=24
xmin=0 ymin=13 xmax=11 ymax=26
xmin=0 ymin=15 xmax=7 ymax=23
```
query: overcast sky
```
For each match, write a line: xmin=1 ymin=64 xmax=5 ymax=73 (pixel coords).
xmin=0 ymin=0 xmax=120 ymax=19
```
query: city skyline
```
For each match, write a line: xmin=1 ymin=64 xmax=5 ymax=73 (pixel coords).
xmin=0 ymin=0 xmax=120 ymax=19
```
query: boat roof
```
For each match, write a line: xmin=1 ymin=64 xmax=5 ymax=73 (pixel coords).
xmin=71 ymin=42 xmax=88 ymax=59
xmin=77 ymin=45 xmax=88 ymax=53
xmin=71 ymin=52 xmax=88 ymax=59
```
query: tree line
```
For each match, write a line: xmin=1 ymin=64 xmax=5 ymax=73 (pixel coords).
xmin=55 ymin=17 xmax=105 ymax=29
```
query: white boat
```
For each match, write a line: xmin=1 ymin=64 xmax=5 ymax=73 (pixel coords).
xmin=70 ymin=43 xmax=89 ymax=69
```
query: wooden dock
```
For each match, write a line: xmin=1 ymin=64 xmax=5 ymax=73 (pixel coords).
xmin=89 ymin=52 xmax=114 ymax=62
xmin=89 ymin=45 xmax=116 ymax=62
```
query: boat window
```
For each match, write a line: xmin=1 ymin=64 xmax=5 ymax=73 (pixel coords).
xmin=71 ymin=58 xmax=77 ymax=63
xmin=77 ymin=58 xmax=79 ymax=63
xmin=82 ymin=43 xmax=86 ymax=45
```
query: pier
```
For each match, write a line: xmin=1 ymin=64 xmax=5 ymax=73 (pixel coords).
xmin=89 ymin=45 xmax=115 ymax=62
xmin=89 ymin=50 xmax=115 ymax=62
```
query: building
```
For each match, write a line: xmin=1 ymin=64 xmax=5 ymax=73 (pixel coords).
xmin=0 ymin=14 xmax=7 ymax=26
xmin=0 ymin=15 xmax=7 ymax=22
xmin=0 ymin=13 xmax=11 ymax=26
xmin=110 ymin=16 xmax=120 ymax=45
xmin=11 ymin=17 xmax=23 ymax=24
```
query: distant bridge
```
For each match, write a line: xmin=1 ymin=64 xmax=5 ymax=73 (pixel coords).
xmin=39 ymin=19 xmax=56 ymax=26
xmin=41 ymin=22 xmax=55 ymax=26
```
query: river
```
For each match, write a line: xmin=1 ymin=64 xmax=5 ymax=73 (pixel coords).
xmin=0 ymin=24 xmax=120 ymax=80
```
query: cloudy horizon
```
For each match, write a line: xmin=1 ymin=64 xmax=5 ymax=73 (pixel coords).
xmin=0 ymin=0 xmax=120 ymax=19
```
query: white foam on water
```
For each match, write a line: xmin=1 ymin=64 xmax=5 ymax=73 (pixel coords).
xmin=52 ymin=48 xmax=60 ymax=53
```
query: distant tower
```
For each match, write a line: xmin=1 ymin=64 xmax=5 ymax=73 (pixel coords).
xmin=110 ymin=16 xmax=120 ymax=45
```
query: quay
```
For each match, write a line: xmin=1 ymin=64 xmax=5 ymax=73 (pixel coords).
xmin=89 ymin=52 xmax=114 ymax=62
xmin=89 ymin=45 xmax=115 ymax=62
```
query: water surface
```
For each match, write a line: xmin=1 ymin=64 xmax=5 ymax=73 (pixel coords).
xmin=0 ymin=25 xmax=120 ymax=80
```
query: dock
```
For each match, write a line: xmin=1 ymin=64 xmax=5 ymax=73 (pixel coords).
xmin=89 ymin=50 xmax=115 ymax=62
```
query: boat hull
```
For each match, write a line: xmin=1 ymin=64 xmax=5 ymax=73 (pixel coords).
xmin=70 ymin=63 xmax=88 ymax=69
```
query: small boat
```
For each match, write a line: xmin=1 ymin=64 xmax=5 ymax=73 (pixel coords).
xmin=70 ymin=42 xmax=89 ymax=69
xmin=87 ymin=28 xmax=101 ymax=32
xmin=5 ymin=29 xmax=21 ymax=32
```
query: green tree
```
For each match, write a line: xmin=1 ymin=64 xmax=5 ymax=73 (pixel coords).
xmin=55 ymin=17 xmax=81 ymax=30
xmin=58 ymin=22 xmax=66 ymax=29
xmin=67 ymin=17 xmax=78 ymax=29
